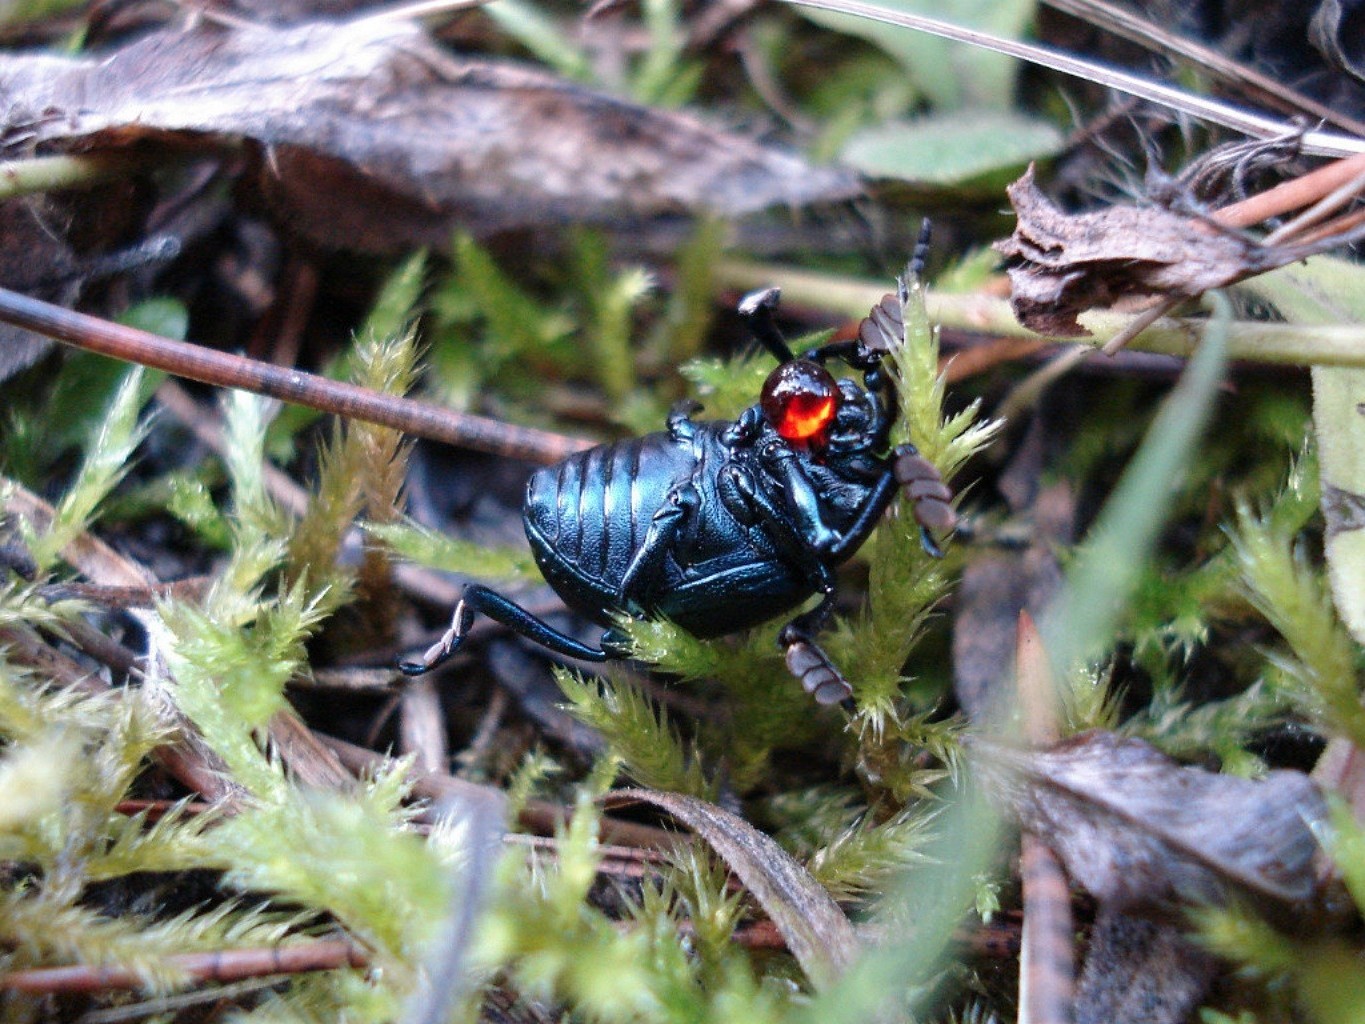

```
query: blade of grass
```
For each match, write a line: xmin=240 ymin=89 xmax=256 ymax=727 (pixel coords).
xmin=778 ymin=0 xmax=1365 ymax=157
xmin=1039 ymin=293 xmax=1231 ymax=714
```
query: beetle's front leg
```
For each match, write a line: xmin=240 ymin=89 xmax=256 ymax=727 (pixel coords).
xmin=723 ymin=461 xmax=853 ymax=706
xmin=892 ymin=444 xmax=957 ymax=556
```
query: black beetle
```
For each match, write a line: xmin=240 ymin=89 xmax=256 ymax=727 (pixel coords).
xmin=401 ymin=265 xmax=955 ymax=705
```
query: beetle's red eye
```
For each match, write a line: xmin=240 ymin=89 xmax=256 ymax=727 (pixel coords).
xmin=761 ymin=361 xmax=839 ymax=442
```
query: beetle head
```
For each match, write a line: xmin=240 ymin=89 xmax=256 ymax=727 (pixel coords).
xmin=760 ymin=359 xmax=839 ymax=442
xmin=758 ymin=357 xmax=885 ymax=456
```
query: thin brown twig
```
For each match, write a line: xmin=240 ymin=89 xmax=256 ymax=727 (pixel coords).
xmin=1015 ymin=613 xmax=1075 ymax=1024
xmin=1214 ymin=152 xmax=1365 ymax=229
xmin=0 ymin=939 xmax=369 ymax=994
xmin=0 ymin=287 xmax=591 ymax=464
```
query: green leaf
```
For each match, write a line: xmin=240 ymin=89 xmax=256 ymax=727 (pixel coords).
xmin=798 ymin=0 xmax=1036 ymax=111
xmin=120 ymin=296 xmax=189 ymax=340
xmin=1040 ymin=294 xmax=1231 ymax=698
xmin=483 ymin=0 xmax=592 ymax=81
xmin=1236 ymin=256 xmax=1365 ymax=646
xmin=841 ymin=112 xmax=1062 ymax=190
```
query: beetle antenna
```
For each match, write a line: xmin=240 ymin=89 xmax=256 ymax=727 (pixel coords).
xmin=909 ymin=218 xmax=932 ymax=281
xmin=738 ymin=286 xmax=796 ymax=364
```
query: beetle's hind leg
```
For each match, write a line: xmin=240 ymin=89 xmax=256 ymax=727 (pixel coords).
xmin=399 ymin=583 xmax=613 ymax=675
xmin=774 ymin=569 xmax=854 ymax=708
xmin=780 ymin=624 xmax=853 ymax=709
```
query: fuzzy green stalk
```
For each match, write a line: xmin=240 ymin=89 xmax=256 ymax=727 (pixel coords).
xmin=27 ymin=367 xmax=150 ymax=571
xmin=1229 ymin=500 xmax=1365 ymax=749
xmin=554 ymin=667 xmax=713 ymax=798
xmin=716 ymin=258 xmax=1365 ymax=369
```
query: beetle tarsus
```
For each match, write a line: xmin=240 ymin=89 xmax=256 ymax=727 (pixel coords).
xmin=400 ymin=597 xmax=473 ymax=675
xmin=399 ymin=584 xmax=613 ymax=677
xmin=893 ymin=445 xmax=957 ymax=557
xmin=782 ymin=635 xmax=853 ymax=706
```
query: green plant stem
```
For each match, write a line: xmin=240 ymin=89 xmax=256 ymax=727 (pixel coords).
xmin=715 ymin=260 xmax=1365 ymax=368
xmin=0 ymin=152 xmax=166 ymax=201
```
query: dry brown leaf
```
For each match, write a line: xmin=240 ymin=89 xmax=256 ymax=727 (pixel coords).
xmin=992 ymin=165 xmax=1362 ymax=335
xmin=973 ymin=730 xmax=1328 ymax=913
xmin=1 ymin=19 xmax=857 ymax=251
xmin=1073 ymin=908 xmax=1218 ymax=1024
xmin=605 ymin=788 xmax=859 ymax=988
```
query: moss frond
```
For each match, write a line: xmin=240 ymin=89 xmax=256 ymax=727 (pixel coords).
xmin=661 ymin=845 xmax=746 ymax=978
xmin=840 ymin=273 xmax=998 ymax=715
xmin=1124 ymin=678 xmax=1285 ymax=767
xmin=1192 ymin=904 xmax=1298 ymax=977
xmin=26 ymin=368 xmax=151 ymax=570
xmin=570 ymin=228 xmax=653 ymax=405
xmin=85 ymin=800 xmax=218 ymax=881
xmin=364 ymin=518 xmax=540 ymax=583
xmin=804 ymin=801 xmax=940 ymax=901
xmin=222 ymin=390 xmax=290 ymax=541
xmin=0 ymin=581 xmax=91 ymax=652
xmin=285 ymin=419 xmax=367 ymax=590
xmin=211 ymin=782 xmax=450 ymax=968
xmin=481 ymin=795 xmax=788 ymax=1024
xmin=348 ymin=326 xmax=421 ymax=645
xmin=555 ymin=668 xmax=713 ymax=798
xmin=361 ymin=249 xmax=427 ymax=343
xmin=680 ymin=350 xmax=773 ymax=422
xmin=1228 ymin=500 xmax=1365 ymax=748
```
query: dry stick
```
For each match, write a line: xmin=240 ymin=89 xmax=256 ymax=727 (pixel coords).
xmin=1014 ymin=612 xmax=1075 ymax=1024
xmin=400 ymin=676 xmax=449 ymax=774
xmin=1216 ymin=151 xmax=1365 ymax=229
xmin=1262 ymin=166 xmax=1365 ymax=246
xmin=0 ymin=287 xmax=592 ymax=465
xmin=0 ymin=939 xmax=369 ymax=994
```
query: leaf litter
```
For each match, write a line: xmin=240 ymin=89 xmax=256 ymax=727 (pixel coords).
xmin=0 ymin=15 xmax=857 ymax=250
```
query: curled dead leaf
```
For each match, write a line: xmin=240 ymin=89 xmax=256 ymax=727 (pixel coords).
xmin=973 ymin=730 xmax=1329 ymax=914
xmin=604 ymin=788 xmax=859 ymax=988
xmin=992 ymin=165 xmax=1365 ymax=335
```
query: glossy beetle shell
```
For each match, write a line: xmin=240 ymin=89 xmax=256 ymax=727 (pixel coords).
xmin=523 ymin=419 xmax=886 ymax=637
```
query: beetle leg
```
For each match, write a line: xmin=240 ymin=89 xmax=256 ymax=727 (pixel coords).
xmin=776 ymin=571 xmax=853 ymax=707
xmin=892 ymin=444 xmax=957 ymax=556
xmin=399 ymin=583 xmax=612 ymax=675
xmin=752 ymin=441 xmax=842 ymax=553
xmin=738 ymin=286 xmax=796 ymax=364
xmin=667 ymin=400 xmax=703 ymax=444
xmin=617 ymin=480 xmax=701 ymax=608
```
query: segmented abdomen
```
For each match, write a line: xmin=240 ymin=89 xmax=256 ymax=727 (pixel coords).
xmin=523 ymin=431 xmax=693 ymax=615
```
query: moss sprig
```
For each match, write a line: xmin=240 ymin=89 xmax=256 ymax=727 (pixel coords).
xmin=25 ymin=367 xmax=151 ymax=572
xmin=554 ymin=667 xmax=713 ymax=798
xmin=1229 ymin=500 xmax=1365 ymax=748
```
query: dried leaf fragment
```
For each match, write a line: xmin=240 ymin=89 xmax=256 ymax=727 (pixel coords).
xmin=605 ymin=788 xmax=859 ymax=988
xmin=992 ymin=165 xmax=1359 ymax=335
xmin=974 ymin=730 xmax=1328 ymax=913
xmin=0 ymin=18 xmax=858 ymax=249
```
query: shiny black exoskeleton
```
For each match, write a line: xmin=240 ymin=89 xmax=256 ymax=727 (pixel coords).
xmin=401 ymin=267 xmax=956 ymax=705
